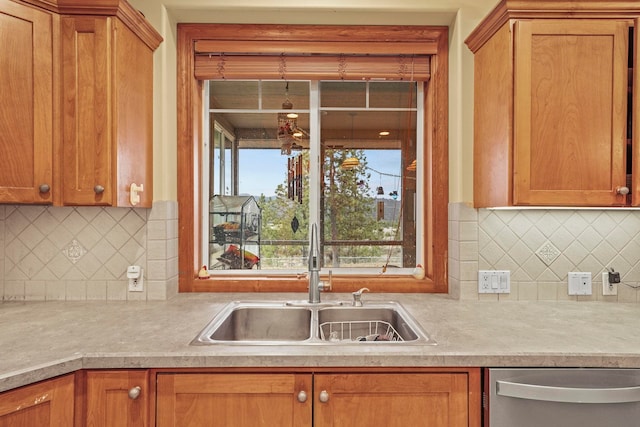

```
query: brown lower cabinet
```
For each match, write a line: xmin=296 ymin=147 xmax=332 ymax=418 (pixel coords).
xmin=155 ymin=368 xmax=481 ymax=427
xmin=0 ymin=374 xmax=74 ymax=426
xmin=76 ymin=370 xmax=150 ymax=427
xmin=0 ymin=368 xmax=480 ymax=426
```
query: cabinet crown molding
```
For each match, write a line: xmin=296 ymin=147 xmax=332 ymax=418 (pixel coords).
xmin=19 ymin=0 xmax=162 ymax=50
xmin=465 ymin=0 xmax=640 ymax=52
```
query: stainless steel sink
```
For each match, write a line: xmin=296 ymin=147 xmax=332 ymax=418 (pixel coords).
xmin=317 ymin=305 xmax=426 ymax=343
xmin=191 ymin=300 xmax=435 ymax=345
xmin=191 ymin=301 xmax=313 ymax=344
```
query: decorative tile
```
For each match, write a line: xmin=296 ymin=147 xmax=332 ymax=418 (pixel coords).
xmin=535 ymin=241 xmax=561 ymax=266
xmin=62 ymin=239 xmax=86 ymax=264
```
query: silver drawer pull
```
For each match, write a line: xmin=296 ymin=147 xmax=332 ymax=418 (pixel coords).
xmin=616 ymin=186 xmax=630 ymax=195
xmin=39 ymin=184 xmax=50 ymax=193
xmin=128 ymin=386 xmax=141 ymax=400
xmin=94 ymin=185 xmax=105 ymax=194
xmin=497 ymin=380 xmax=640 ymax=404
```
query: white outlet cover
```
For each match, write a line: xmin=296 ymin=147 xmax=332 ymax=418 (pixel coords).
xmin=568 ymin=272 xmax=592 ymax=295
xmin=478 ymin=270 xmax=510 ymax=294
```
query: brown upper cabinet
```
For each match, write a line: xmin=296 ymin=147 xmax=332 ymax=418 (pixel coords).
xmin=0 ymin=0 xmax=162 ymax=207
xmin=0 ymin=0 xmax=56 ymax=204
xmin=466 ymin=0 xmax=640 ymax=207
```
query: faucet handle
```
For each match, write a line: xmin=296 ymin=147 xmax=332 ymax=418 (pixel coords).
xmin=318 ymin=270 xmax=333 ymax=292
xmin=352 ymin=287 xmax=370 ymax=306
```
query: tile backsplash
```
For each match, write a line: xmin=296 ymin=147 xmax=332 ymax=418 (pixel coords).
xmin=449 ymin=202 xmax=640 ymax=302
xmin=3 ymin=200 xmax=637 ymax=302
xmin=0 ymin=201 xmax=178 ymax=301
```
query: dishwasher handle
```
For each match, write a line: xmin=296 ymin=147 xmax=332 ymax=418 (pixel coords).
xmin=496 ymin=380 xmax=640 ymax=404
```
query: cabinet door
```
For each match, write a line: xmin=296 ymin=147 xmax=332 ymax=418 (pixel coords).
xmin=61 ymin=16 xmax=113 ymax=205
xmin=85 ymin=370 xmax=149 ymax=427
xmin=0 ymin=0 xmax=54 ymax=203
xmin=0 ymin=374 xmax=74 ymax=426
xmin=156 ymin=373 xmax=312 ymax=427
xmin=314 ymin=373 xmax=469 ymax=427
xmin=513 ymin=20 xmax=629 ymax=206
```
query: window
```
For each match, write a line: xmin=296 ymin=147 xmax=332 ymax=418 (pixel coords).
xmin=177 ymin=24 xmax=449 ymax=293
xmin=204 ymin=80 xmax=420 ymax=274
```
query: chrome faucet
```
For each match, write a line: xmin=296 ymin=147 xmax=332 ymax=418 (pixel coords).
xmin=308 ymin=224 xmax=330 ymax=303
xmin=352 ymin=287 xmax=370 ymax=306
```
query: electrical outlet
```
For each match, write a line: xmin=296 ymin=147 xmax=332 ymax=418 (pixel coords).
xmin=129 ymin=274 xmax=144 ymax=292
xmin=602 ymin=272 xmax=618 ymax=296
xmin=127 ymin=266 xmax=144 ymax=292
xmin=568 ymin=272 xmax=592 ymax=295
xmin=478 ymin=270 xmax=510 ymax=294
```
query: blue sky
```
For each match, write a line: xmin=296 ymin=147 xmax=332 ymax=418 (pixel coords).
xmin=238 ymin=150 xmax=403 ymax=198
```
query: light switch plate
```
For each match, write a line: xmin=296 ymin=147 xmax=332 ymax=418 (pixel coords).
xmin=478 ymin=270 xmax=510 ymax=294
xmin=568 ymin=272 xmax=592 ymax=295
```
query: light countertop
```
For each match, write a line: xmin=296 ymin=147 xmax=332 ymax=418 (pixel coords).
xmin=1 ymin=292 xmax=639 ymax=392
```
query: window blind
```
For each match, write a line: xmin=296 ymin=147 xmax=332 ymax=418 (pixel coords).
xmin=193 ymin=40 xmax=433 ymax=81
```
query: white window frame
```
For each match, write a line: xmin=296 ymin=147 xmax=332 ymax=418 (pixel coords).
xmin=202 ymin=80 xmax=424 ymax=276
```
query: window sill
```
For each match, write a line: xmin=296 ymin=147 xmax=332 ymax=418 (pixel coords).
xmin=188 ymin=274 xmax=442 ymax=293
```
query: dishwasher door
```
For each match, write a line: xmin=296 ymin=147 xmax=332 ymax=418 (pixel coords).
xmin=488 ymin=368 xmax=640 ymax=427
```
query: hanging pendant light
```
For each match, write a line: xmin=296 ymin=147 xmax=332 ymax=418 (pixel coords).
xmin=340 ymin=113 xmax=360 ymax=169
xmin=341 ymin=157 xmax=360 ymax=170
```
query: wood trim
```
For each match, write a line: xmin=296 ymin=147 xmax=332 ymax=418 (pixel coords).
xmin=74 ymin=370 xmax=88 ymax=427
xmin=472 ymin=23 xmax=513 ymax=208
xmin=633 ymin=18 xmax=640 ymax=206
xmin=182 ymin=23 xmax=447 ymax=43
xmin=177 ymin=25 xmax=198 ymax=292
xmin=430 ymin=26 xmax=449 ymax=290
xmin=177 ymin=24 xmax=449 ymax=293
xmin=189 ymin=275 xmax=441 ymax=293
xmin=16 ymin=0 xmax=163 ymax=49
xmin=468 ymin=366 xmax=482 ymax=427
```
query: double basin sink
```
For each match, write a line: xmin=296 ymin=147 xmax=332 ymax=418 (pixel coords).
xmin=191 ymin=300 xmax=435 ymax=345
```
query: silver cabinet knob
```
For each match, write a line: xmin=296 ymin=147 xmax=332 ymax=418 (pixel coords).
xmin=319 ymin=390 xmax=330 ymax=403
xmin=94 ymin=185 xmax=105 ymax=194
xmin=128 ymin=386 xmax=141 ymax=400
xmin=297 ymin=390 xmax=307 ymax=403
xmin=39 ymin=184 xmax=50 ymax=193
xmin=616 ymin=186 xmax=630 ymax=195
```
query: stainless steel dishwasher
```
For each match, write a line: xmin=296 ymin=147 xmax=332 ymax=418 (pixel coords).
xmin=486 ymin=368 xmax=640 ymax=427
